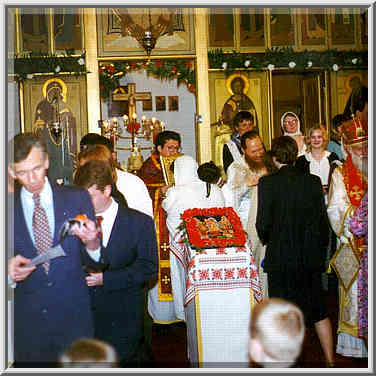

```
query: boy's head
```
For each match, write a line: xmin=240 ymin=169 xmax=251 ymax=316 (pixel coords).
xmin=59 ymin=338 xmax=118 ymax=368
xmin=249 ymin=298 xmax=305 ymax=368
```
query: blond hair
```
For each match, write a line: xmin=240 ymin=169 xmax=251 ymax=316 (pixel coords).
xmin=59 ymin=338 xmax=118 ymax=368
xmin=305 ymin=124 xmax=329 ymax=152
xmin=250 ymin=298 xmax=305 ymax=366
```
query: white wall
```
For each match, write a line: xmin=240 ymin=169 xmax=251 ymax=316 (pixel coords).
xmin=100 ymin=69 xmax=197 ymax=167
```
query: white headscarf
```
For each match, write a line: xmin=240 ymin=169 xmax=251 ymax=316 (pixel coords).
xmin=280 ymin=111 xmax=302 ymax=136
xmin=173 ymin=155 xmax=200 ymax=186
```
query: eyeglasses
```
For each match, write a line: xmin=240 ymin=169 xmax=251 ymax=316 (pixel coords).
xmin=166 ymin=146 xmax=181 ymax=152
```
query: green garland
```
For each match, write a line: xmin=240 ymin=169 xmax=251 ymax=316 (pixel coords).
xmin=208 ymin=47 xmax=368 ymax=75
xmin=10 ymin=47 xmax=367 ymax=101
xmin=99 ymin=59 xmax=195 ymax=101
xmin=10 ymin=51 xmax=89 ymax=80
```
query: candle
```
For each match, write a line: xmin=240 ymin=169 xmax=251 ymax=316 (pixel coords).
xmin=122 ymin=114 xmax=128 ymax=122
xmin=141 ymin=115 xmax=146 ymax=122
xmin=151 ymin=117 xmax=156 ymax=124
xmin=132 ymin=113 xmax=137 ymax=120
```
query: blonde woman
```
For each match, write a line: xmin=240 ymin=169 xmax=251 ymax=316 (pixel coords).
xmin=296 ymin=124 xmax=341 ymax=294
xmin=296 ymin=124 xmax=341 ymax=201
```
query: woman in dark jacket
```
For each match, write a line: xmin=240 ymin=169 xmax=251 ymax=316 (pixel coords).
xmin=256 ymin=136 xmax=335 ymax=367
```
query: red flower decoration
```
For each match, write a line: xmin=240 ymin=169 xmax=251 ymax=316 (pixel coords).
xmin=171 ymin=66 xmax=177 ymax=73
xmin=155 ymin=60 xmax=163 ymax=68
xmin=250 ymin=269 xmax=258 ymax=279
xmin=199 ymin=269 xmax=209 ymax=281
xmin=107 ymin=65 xmax=115 ymax=73
xmin=99 ymin=85 xmax=104 ymax=90
xmin=224 ymin=268 xmax=235 ymax=280
xmin=185 ymin=61 xmax=192 ymax=68
xmin=188 ymin=84 xmax=195 ymax=93
xmin=181 ymin=207 xmax=246 ymax=250
xmin=238 ymin=268 xmax=247 ymax=279
xmin=131 ymin=61 xmax=137 ymax=67
xmin=212 ymin=269 xmax=222 ymax=280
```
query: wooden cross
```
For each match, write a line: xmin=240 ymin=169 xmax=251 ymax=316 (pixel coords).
xmin=112 ymin=83 xmax=152 ymax=119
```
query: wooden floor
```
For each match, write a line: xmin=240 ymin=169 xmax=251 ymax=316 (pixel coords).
xmin=149 ymin=291 xmax=369 ymax=369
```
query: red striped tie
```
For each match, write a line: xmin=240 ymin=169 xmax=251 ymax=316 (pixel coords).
xmin=32 ymin=193 xmax=53 ymax=274
xmin=96 ymin=215 xmax=103 ymax=242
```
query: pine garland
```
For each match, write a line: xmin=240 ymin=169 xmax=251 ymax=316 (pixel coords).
xmin=208 ymin=47 xmax=367 ymax=75
xmin=10 ymin=51 xmax=88 ymax=80
xmin=10 ymin=47 xmax=367 ymax=101
xmin=99 ymin=59 xmax=195 ymax=101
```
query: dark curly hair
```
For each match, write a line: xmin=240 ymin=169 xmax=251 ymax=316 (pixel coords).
xmin=197 ymin=161 xmax=221 ymax=198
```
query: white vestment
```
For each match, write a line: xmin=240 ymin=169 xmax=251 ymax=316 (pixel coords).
xmin=162 ymin=155 xmax=226 ymax=320
xmin=116 ymin=168 xmax=153 ymax=217
xmin=327 ymin=167 xmax=367 ymax=358
xmin=222 ymin=157 xmax=268 ymax=298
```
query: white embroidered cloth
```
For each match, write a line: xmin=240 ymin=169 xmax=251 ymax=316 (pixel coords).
xmin=170 ymin=228 xmax=263 ymax=365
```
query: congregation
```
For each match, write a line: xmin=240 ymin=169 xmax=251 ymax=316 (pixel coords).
xmin=7 ymin=85 xmax=368 ymax=368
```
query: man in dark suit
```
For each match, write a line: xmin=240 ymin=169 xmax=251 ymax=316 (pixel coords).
xmin=256 ymin=136 xmax=335 ymax=367
xmin=74 ymin=159 xmax=158 ymax=367
xmin=8 ymin=133 xmax=102 ymax=366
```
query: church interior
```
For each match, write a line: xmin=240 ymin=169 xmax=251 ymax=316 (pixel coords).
xmin=7 ymin=5 xmax=369 ymax=369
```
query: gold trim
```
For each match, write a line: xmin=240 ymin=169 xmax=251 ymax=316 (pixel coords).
xmin=154 ymin=188 xmax=172 ymax=301
xmin=225 ymin=73 xmax=250 ymax=96
xmin=330 ymin=241 xmax=360 ymax=292
xmin=338 ymin=286 xmax=358 ymax=338
xmin=250 ymin=288 xmax=255 ymax=309
xmin=195 ymin=293 xmax=203 ymax=366
xmin=42 ymin=77 xmax=67 ymax=102
xmin=15 ymin=8 xmax=21 ymax=54
xmin=48 ymin=8 xmax=54 ymax=53
xmin=98 ymin=54 xmax=196 ymax=61
xmin=267 ymin=69 xmax=273 ymax=146
xmin=19 ymin=81 xmax=25 ymax=133
xmin=339 ymin=205 xmax=355 ymax=236
xmin=153 ymin=319 xmax=183 ymax=325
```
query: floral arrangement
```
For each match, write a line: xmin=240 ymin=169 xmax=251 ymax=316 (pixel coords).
xmin=178 ymin=207 xmax=246 ymax=250
xmin=99 ymin=59 xmax=195 ymax=100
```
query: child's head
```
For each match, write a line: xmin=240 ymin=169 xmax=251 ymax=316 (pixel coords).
xmin=249 ymin=298 xmax=305 ymax=368
xmin=59 ymin=338 xmax=118 ymax=368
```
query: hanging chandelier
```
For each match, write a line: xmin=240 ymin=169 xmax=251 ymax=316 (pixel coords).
xmin=113 ymin=8 xmax=175 ymax=57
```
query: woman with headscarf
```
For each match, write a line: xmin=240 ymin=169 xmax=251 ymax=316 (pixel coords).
xmin=280 ymin=111 xmax=306 ymax=156
xmin=162 ymin=156 xmax=225 ymax=320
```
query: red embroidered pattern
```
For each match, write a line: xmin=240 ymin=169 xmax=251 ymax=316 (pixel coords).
xmin=171 ymin=224 xmax=263 ymax=307
xmin=212 ymin=269 xmax=223 ymax=280
xmin=224 ymin=268 xmax=235 ymax=280
xmin=238 ymin=267 xmax=247 ymax=279
xmin=199 ymin=269 xmax=210 ymax=281
xmin=342 ymin=156 xmax=367 ymax=208
xmin=181 ymin=207 xmax=246 ymax=250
